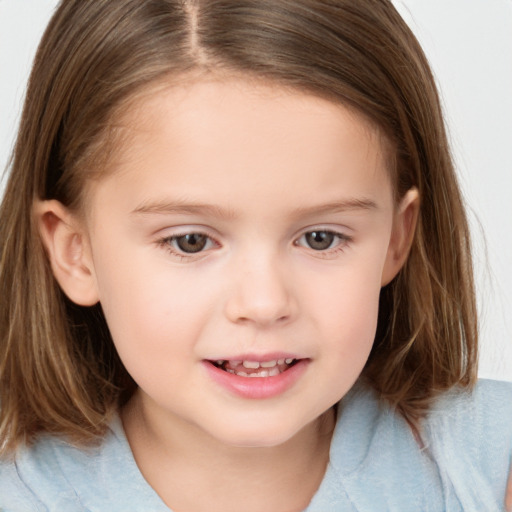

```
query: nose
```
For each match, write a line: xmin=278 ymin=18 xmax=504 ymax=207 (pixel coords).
xmin=224 ymin=252 xmax=297 ymax=327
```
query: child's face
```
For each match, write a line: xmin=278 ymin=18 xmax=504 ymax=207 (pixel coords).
xmin=63 ymin=78 xmax=415 ymax=447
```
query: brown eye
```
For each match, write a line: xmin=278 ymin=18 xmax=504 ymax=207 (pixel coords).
xmin=304 ymin=231 xmax=336 ymax=250
xmin=174 ymin=233 xmax=208 ymax=253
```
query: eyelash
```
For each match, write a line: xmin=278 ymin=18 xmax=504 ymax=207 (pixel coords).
xmin=157 ymin=232 xmax=218 ymax=260
xmin=294 ymin=230 xmax=352 ymax=256
xmin=156 ymin=229 xmax=352 ymax=260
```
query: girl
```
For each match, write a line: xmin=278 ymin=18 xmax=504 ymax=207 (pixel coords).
xmin=0 ymin=0 xmax=511 ymax=510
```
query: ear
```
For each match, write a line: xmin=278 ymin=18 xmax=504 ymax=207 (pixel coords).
xmin=35 ymin=200 xmax=99 ymax=306
xmin=381 ymin=188 xmax=419 ymax=286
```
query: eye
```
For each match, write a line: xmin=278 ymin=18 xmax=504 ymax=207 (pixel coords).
xmin=174 ymin=233 xmax=208 ymax=253
xmin=295 ymin=230 xmax=348 ymax=251
xmin=162 ymin=233 xmax=215 ymax=254
xmin=304 ymin=231 xmax=335 ymax=250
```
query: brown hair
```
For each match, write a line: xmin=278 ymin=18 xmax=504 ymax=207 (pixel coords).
xmin=0 ymin=0 xmax=477 ymax=454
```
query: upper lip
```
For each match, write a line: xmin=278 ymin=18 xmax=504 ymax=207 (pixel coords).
xmin=206 ymin=353 xmax=305 ymax=363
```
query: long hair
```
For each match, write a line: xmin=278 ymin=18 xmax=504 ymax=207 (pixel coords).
xmin=0 ymin=0 xmax=477 ymax=454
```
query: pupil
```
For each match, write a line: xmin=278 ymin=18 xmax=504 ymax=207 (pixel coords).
xmin=176 ymin=234 xmax=207 ymax=253
xmin=306 ymin=231 xmax=334 ymax=250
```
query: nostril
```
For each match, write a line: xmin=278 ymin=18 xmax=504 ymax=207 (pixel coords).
xmin=223 ymin=266 xmax=296 ymax=326
xmin=225 ymin=299 xmax=294 ymax=326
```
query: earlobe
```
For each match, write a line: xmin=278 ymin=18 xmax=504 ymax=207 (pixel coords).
xmin=35 ymin=200 xmax=99 ymax=306
xmin=381 ymin=188 xmax=420 ymax=286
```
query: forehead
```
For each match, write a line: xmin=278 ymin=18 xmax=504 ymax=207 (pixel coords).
xmin=113 ymin=76 xmax=388 ymax=161
xmin=85 ymin=77 xmax=394 ymax=218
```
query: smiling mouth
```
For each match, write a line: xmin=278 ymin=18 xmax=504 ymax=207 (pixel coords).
xmin=210 ymin=358 xmax=299 ymax=378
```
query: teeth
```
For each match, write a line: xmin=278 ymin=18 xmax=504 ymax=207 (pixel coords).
xmin=242 ymin=359 xmax=294 ymax=369
xmin=242 ymin=361 xmax=260 ymax=369
xmin=213 ymin=357 xmax=298 ymax=377
xmin=249 ymin=370 xmax=269 ymax=378
xmin=232 ymin=365 xmax=290 ymax=378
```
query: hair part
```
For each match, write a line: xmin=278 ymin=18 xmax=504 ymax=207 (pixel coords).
xmin=0 ymin=0 xmax=477 ymax=454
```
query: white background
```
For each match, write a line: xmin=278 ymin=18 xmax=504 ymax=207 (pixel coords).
xmin=1 ymin=0 xmax=511 ymax=381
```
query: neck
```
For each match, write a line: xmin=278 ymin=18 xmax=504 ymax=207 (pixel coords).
xmin=122 ymin=391 xmax=335 ymax=512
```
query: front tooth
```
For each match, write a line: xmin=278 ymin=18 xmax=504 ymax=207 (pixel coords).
xmin=260 ymin=360 xmax=277 ymax=368
xmin=248 ymin=370 xmax=270 ymax=378
xmin=243 ymin=361 xmax=260 ymax=369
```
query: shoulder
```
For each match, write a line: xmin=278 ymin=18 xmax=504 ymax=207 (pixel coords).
xmin=433 ymin=377 xmax=512 ymax=410
xmin=426 ymin=378 xmax=512 ymax=443
xmin=315 ymin=381 xmax=445 ymax=510
xmin=0 ymin=456 xmax=46 ymax=511
xmin=313 ymin=378 xmax=512 ymax=511
xmin=0 ymin=430 xmax=109 ymax=511
xmin=423 ymin=378 xmax=512 ymax=510
xmin=0 ymin=414 xmax=168 ymax=511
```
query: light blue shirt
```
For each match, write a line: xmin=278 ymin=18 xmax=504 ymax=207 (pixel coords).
xmin=1 ymin=378 xmax=511 ymax=511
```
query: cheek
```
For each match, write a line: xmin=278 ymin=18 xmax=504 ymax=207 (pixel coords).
xmin=96 ymin=271 xmax=208 ymax=390
xmin=324 ymin=287 xmax=380 ymax=351
xmin=319 ymin=279 xmax=381 ymax=393
xmin=93 ymin=249 xmax=220 ymax=360
xmin=302 ymin=254 xmax=385 ymax=358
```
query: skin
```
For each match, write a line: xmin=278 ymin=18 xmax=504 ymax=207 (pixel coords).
xmin=507 ymin=472 xmax=512 ymax=512
xmin=38 ymin=78 xmax=419 ymax=512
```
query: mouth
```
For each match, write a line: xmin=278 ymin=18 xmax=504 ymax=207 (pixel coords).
xmin=204 ymin=356 xmax=308 ymax=399
xmin=209 ymin=358 xmax=300 ymax=378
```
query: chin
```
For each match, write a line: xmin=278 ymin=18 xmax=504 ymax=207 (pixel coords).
xmin=222 ymin=431 xmax=298 ymax=449
xmin=205 ymin=411 xmax=327 ymax=450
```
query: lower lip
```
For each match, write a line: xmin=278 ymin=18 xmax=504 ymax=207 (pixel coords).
xmin=202 ymin=359 xmax=309 ymax=399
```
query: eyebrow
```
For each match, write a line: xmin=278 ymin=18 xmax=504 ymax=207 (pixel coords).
xmin=131 ymin=200 xmax=237 ymax=220
xmin=291 ymin=198 xmax=378 ymax=217
xmin=131 ymin=197 xmax=378 ymax=219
